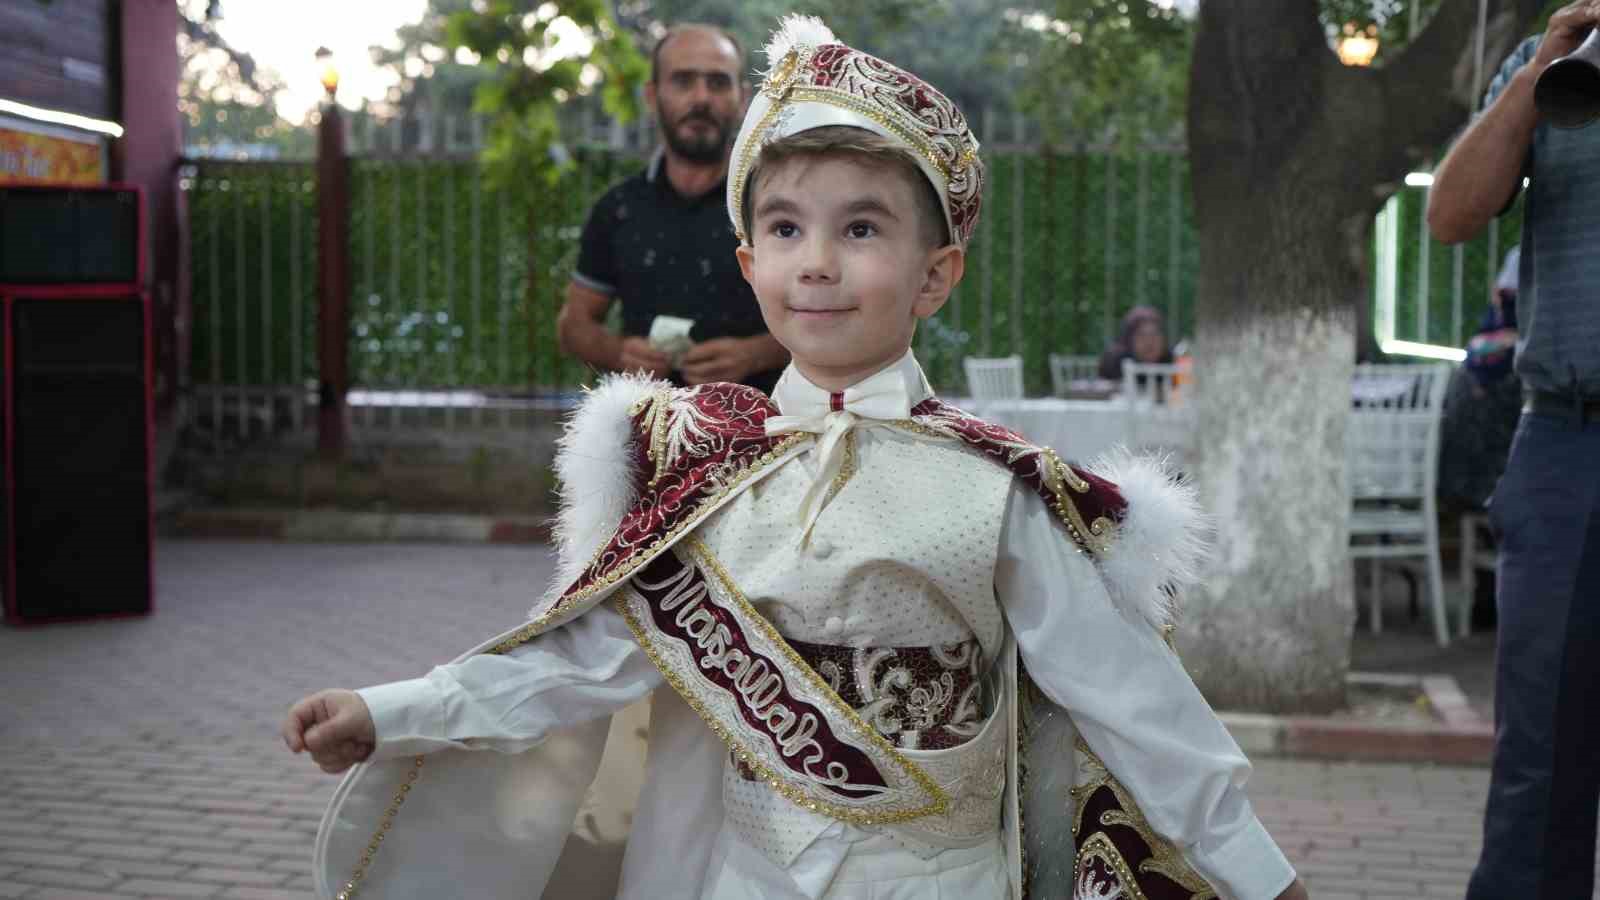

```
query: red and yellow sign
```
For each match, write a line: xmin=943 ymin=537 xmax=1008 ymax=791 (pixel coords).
xmin=0 ymin=127 xmax=103 ymax=185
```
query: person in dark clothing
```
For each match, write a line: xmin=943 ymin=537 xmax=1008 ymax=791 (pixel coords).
xmin=1429 ymin=5 xmax=1600 ymax=896
xmin=556 ymin=24 xmax=789 ymax=393
xmin=1437 ymin=247 xmax=1523 ymax=631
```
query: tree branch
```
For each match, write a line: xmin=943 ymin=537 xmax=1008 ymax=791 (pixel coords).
xmin=1378 ymin=0 xmax=1544 ymax=171
xmin=181 ymin=8 xmax=270 ymax=96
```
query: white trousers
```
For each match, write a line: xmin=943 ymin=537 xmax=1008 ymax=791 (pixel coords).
xmin=701 ymin=822 xmax=1010 ymax=900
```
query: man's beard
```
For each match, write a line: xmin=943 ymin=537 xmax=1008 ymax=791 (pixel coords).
xmin=662 ymin=109 xmax=732 ymax=163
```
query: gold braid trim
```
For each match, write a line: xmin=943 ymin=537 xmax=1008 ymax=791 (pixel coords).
xmin=884 ymin=416 xmax=1116 ymax=558
xmin=820 ymin=429 xmax=858 ymax=509
xmin=1070 ymin=737 xmax=1217 ymax=900
xmin=339 ymin=431 xmax=808 ymax=896
xmin=631 ymin=387 xmax=677 ymax=488
xmin=1040 ymin=448 xmax=1117 ymax=558
xmin=1074 ymin=831 xmax=1152 ymax=900
xmin=491 ymin=434 xmax=810 ymax=655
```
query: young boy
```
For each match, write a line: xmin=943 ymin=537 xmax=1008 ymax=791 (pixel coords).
xmin=287 ymin=16 xmax=1310 ymax=900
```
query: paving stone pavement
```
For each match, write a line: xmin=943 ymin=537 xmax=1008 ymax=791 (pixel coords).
xmin=0 ymin=539 xmax=1595 ymax=899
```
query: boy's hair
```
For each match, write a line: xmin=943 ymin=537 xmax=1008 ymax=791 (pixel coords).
xmin=740 ymin=126 xmax=951 ymax=249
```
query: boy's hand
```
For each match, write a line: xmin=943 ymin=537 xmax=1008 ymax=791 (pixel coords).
xmin=281 ymin=689 xmax=377 ymax=774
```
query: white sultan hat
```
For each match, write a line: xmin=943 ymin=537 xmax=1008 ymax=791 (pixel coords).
xmin=726 ymin=15 xmax=984 ymax=247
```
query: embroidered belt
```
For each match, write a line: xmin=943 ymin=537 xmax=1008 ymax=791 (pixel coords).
xmin=614 ymin=538 xmax=948 ymax=826
xmin=731 ymin=638 xmax=986 ymax=782
xmin=725 ymin=649 xmax=1011 ymax=857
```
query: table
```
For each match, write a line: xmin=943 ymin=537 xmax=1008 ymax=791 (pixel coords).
xmin=959 ymin=378 xmax=1406 ymax=465
xmin=949 ymin=396 xmax=1178 ymax=463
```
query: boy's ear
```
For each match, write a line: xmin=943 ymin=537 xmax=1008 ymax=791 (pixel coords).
xmin=912 ymin=245 xmax=965 ymax=319
xmin=735 ymin=244 xmax=757 ymax=288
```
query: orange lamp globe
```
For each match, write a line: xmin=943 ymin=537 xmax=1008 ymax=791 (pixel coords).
xmin=315 ymin=46 xmax=339 ymax=98
xmin=1337 ymin=23 xmax=1380 ymax=67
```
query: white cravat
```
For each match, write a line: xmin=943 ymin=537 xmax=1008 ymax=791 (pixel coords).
xmin=763 ymin=353 xmax=932 ymax=543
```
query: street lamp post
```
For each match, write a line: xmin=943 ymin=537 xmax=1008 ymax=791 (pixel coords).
xmin=314 ymin=47 xmax=350 ymax=458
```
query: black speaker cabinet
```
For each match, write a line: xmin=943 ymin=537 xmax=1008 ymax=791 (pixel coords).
xmin=0 ymin=184 xmax=143 ymax=286
xmin=2 ymin=291 xmax=153 ymax=625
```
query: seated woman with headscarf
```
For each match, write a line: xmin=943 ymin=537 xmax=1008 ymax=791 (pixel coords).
xmin=1097 ymin=305 xmax=1175 ymax=382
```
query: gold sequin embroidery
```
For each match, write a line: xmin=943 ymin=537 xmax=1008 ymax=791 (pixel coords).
xmin=615 ymin=537 xmax=951 ymax=826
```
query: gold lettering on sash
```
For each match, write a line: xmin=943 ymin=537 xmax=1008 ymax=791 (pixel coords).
xmin=635 ymin=558 xmax=864 ymax=789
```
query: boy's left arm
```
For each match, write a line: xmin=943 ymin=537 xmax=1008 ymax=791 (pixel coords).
xmin=996 ymin=481 xmax=1299 ymax=900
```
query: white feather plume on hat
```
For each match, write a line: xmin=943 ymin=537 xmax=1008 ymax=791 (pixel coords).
xmin=761 ymin=14 xmax=837 ymax=70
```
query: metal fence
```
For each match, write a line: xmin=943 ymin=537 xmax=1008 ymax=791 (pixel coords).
xmin=181 ymin=108 xmax=1514 ymax=449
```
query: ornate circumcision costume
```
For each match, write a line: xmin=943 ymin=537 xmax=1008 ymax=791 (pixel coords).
xmin=312 ymin=16 xmax=1297 ymax=900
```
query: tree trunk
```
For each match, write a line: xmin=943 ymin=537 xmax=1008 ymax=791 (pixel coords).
xmin=1176 ymin=0 xmax=1542 ymax=712
xmin=1178 ymin=0 xmax=1386 ymax=712
xmin=1181 ymin=194 xmax=1364 ymax=713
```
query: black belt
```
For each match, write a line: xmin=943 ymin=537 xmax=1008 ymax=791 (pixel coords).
xmin=1523 ymin=389 xmax=1600 ymax=424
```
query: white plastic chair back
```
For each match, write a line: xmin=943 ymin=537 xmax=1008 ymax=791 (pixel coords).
xmin=1346 ymin=362 xmax=1454 ymax=646
xmin=1048 ymin=354 xmax=1099 ymax=396
xmin=1347 ymin=364 xmax=1450 ymax=502
xmin=1120 ymin=362 xmax=1180 ymax=406
xmin=963 ymin=356 xmax=1025 ymax=404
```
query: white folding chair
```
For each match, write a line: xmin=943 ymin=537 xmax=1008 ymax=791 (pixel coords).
xmin=1120 ymin=362 xmax=1189 ymax=454
xmin=1347 ymin=363 xmax=1453 ymax=646
xmin=1120 ymin=361 xmax=1181 ymax=404
xmin=963 ymin=356 xmax=1025 ymax=408
xmin=1048 ymin=353 xmax=1099 ymax=396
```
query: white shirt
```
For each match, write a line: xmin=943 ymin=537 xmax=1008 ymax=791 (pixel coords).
xmin=359 ymin=352 xmax=1295 ymax=900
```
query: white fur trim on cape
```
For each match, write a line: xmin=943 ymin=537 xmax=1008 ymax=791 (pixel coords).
xmin=1083 ymin=449 xmax=1211 ymax=633
xmin=760 ymin=15 xmax=837 ymax=70
xmin=536 ymin=373 xmax=666 ymax=615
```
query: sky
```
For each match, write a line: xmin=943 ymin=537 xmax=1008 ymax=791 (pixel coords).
xmin=202 ymin=0 xmax=429 ymax=121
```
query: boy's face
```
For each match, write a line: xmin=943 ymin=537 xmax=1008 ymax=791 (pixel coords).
xmin=736 ymin=156 xmax=962 ymax=389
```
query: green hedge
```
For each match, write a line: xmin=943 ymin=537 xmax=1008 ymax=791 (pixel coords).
xmin=194 ymin=151 xmax=1513 ymax=399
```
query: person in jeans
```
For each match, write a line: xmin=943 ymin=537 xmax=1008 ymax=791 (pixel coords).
xmin=1427 ymin=3 xmax=1600 ymax=897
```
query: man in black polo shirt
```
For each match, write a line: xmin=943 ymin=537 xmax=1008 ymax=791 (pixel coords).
xmin=557 ymin=24 xmax=789 ymax=394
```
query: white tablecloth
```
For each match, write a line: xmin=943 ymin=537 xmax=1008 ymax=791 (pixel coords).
xmin=950 ymin=397 xmax=1186 ymax=463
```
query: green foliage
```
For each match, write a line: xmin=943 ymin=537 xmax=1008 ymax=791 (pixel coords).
xmin=1004 ymin=1 xmax=1193 ymax=147
xmin=186 ymin=147 xmax=1518 ymax=395
xmin=368 ymin=0 xmax=492 ymax=127
xmin=187 ymin=164 xmax=319 ymax=388
xmin=615 ymin=0 xmax=936 ymax=62
xmin=616 ymin=0 xmax=1016 ymax=118
xmin=443 ymin=0 xmax=648 ymax=190
xmin=185 ymin=148 xmax=1202 ymax=396
xmin=1011 ymin=0 xmax=1569 ymax=148
xmin=186 ymin=151 xmax=638 ymax=394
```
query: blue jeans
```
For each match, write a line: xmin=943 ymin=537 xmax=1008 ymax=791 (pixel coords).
xmin=1467 ymin=411 xmax=1600 ymax=900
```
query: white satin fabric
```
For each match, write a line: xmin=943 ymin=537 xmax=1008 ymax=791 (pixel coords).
xmin=333 ymin=353 xmax=1296 ymax=900
xmin=762 ymin=353 xmax=940 ymax=544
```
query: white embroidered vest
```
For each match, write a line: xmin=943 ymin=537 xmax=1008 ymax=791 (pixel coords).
xmin=693 ymin=429 xmax=1015 ymax=868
